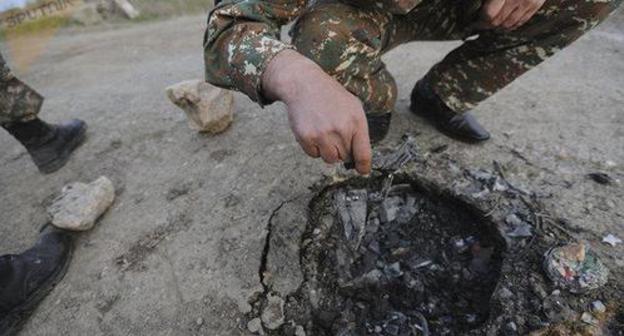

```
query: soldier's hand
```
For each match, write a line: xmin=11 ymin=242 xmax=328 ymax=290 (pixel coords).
xmin=262 ymin=50 xmax=372 ymax=175
xmin=481 ymin=0 xmax=546 ymax=30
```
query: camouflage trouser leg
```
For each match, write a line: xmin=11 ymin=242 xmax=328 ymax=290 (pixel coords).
xmin=292 ymin=0 xmax=621 ymax=115
xmin=291 ymin=1 xmax=402 ymax=116
xmin=428 ymin=0 xmax=623 ymax=112
xmin=0 ymin=51 xmax=43 ymax=125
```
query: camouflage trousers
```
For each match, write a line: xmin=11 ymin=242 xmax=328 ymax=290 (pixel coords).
xmin=0 ymin=51 xmax=43 ymax=125
xmin=291 ymin=0 xmax=621 ymax=115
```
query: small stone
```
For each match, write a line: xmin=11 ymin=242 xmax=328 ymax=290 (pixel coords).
xmin=295 ymin=325 xmax=306 ymax=336
xmin=247 ymin=317 xmax=263 ymax=334
xmin=602 ymin=234 xmax=622 ymax=247
xmin=591 ymin=300 xmax=606 ymax=314
xmin=196 ymin=317 xmax=204 ymax=326
xmin=587 ymin=172 xmax=614 ymax=185
xmin=166 ymin=80 xmax=234 ymax=134
xmin=261 ymin=294 xmax=285 ymax=330
xmin=499 ymin=287 xmax=514 ymax=299
xmin=48 ymin=176 xmax=115 ymax=231
xmin=112 ymin=0 xmax=140 ymax=19
xmin=581 ymin=312 xmax=596 ymax=325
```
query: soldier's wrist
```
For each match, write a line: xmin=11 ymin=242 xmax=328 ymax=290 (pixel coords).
xmin=262 ymin=49 xmax=318 ymax=104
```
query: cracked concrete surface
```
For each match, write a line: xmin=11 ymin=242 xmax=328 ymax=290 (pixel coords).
xmin=0 ymin=8 xmax=623 ymax=335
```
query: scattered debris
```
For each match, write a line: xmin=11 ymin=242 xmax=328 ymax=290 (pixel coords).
xmin=591 ymin=300 xmax=606 ymax=314
xmin=261 ymin=294 xmax=285 ymax=330
xmin=48 ymin=176 xmax=115 ymax=231
xmin=334 ymin=189 xmax=368 ymax=251
xmin=601 ymin=233 xmax=622 ymax=247
xmin=542 ymin=292 xmax=577 ymax=323
xmin=543 ymin=242 xmax=609 ymax=293
xmin=505 ymin=213 xmax=533 ymax=238
xmin=166 ymin=80 xmax=234 ymax=134
xmin=304 ymin=181 xmax=503 ymax=335
xmin=587 ymin=172 xmax=614 ymax=185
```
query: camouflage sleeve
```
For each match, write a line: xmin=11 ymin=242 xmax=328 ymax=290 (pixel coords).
xmin=203 ymin=0 xmax=307 ymax=105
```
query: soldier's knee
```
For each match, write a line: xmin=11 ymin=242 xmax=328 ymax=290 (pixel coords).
xmin=564 ymin=0 xmax=620 ymax=31
xmin=291 ymin=3 xmax=384 ymax=74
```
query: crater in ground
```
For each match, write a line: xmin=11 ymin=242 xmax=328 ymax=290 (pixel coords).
xmin=299 ymin=177 xmax=506 ymax=336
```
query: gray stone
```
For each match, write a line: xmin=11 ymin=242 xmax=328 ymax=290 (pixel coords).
xmin=48 ymin=176 xmax=115 ymax=232
xmin=295 ymin=325 xmax=306 ymax=336
xmin=247 ymin=317 xmax=264 ymax=334
xmin=166 ymin=80 xmax=234 ymax=134
xmin=380 ymin=196 xmax=401 ymax=223
xmin=261 ymin=294 xmax=285 ymax=330
xmin=591 ymin=300 xmax=606 ymax=314
xmin=112 ymin=0 xmax=140 ymax=19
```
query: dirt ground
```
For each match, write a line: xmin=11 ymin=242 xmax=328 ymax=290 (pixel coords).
xmin=0 ymin=9 xmax=623 ymax=336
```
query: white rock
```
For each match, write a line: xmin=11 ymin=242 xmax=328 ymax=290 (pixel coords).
xmin=247 ymin=317 xmax=263 ymax=334
xmin=261 ymin=294 xmax=285 ymax=330
xmin=295 ymin=325 xmax=306 ymax=336
xmin=112 ymin=0 xmax=140 ymax=19
xmin=166 ymin=80 xmax=234 ymax=134
xmin=602 ymin=234 xmax=622 ymax=247
xmin=591 ymin=300 xmax=606 ymax=314
xmin=48 ymin=176 xmax=115 ymax=231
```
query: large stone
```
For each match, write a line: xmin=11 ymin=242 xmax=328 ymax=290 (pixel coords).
xmin=48 ymin=176 xmax=115 ymax=232
xmin=166 ymin=80 xmax=234 ymax=134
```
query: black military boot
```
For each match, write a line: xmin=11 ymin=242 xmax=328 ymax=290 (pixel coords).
xmin=0 ymin=226 xmax=73 ymax=336
xmin=367 ymin=112 xmax=392 ymax=144
xmin=2 ymin=118 xmax=87 ymax=174
xmin=410 ymin=79 xmax=490 ymax=143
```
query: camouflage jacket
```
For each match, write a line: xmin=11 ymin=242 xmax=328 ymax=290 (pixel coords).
xmin=203 ymin=0 xmax=425 ymax=105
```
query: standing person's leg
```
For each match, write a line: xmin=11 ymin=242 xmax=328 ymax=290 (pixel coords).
xmin=416 ymin=0 xmax=622 ymax=138
xmin=0 ymin=51 xmax=88 ymax=174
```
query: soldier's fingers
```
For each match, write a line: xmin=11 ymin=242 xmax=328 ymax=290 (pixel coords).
xmin=298 ymin=139 xmax=321 ymax=158
xmin=352 ymin=129 xmax=372 ymax=175
xmin=318 ymin=138 xmax=340 ymax=164
xmin=491 ymin=3 xmax=518 ymax=26
xmin=502 ymin=6 xmax=526 ymax=29
xmin=514 ymin=7 xmax=540 ymax=29
xmin=482 ymin=0 xmax=506 ymax=23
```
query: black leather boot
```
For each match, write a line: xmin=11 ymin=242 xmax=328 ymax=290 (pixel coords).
xmin=410 ymin=79 xmax=490 ymax=143
xmin=2 ymin=118 xmax=87 ymax=174
xmin=0 ymin=226 xmax=73 ymax=336
xmin=367 ymin=112 xmax=392 ymax=144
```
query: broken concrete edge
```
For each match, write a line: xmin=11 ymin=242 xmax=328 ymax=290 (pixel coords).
xmin=243 ymin=141 xmax=620 ymax=335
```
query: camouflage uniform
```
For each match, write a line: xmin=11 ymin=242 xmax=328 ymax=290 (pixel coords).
xmin=0 ymin=51 xmax=43 ymax=125
xmin=204 ymin=0 xmax=621 ymax=115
